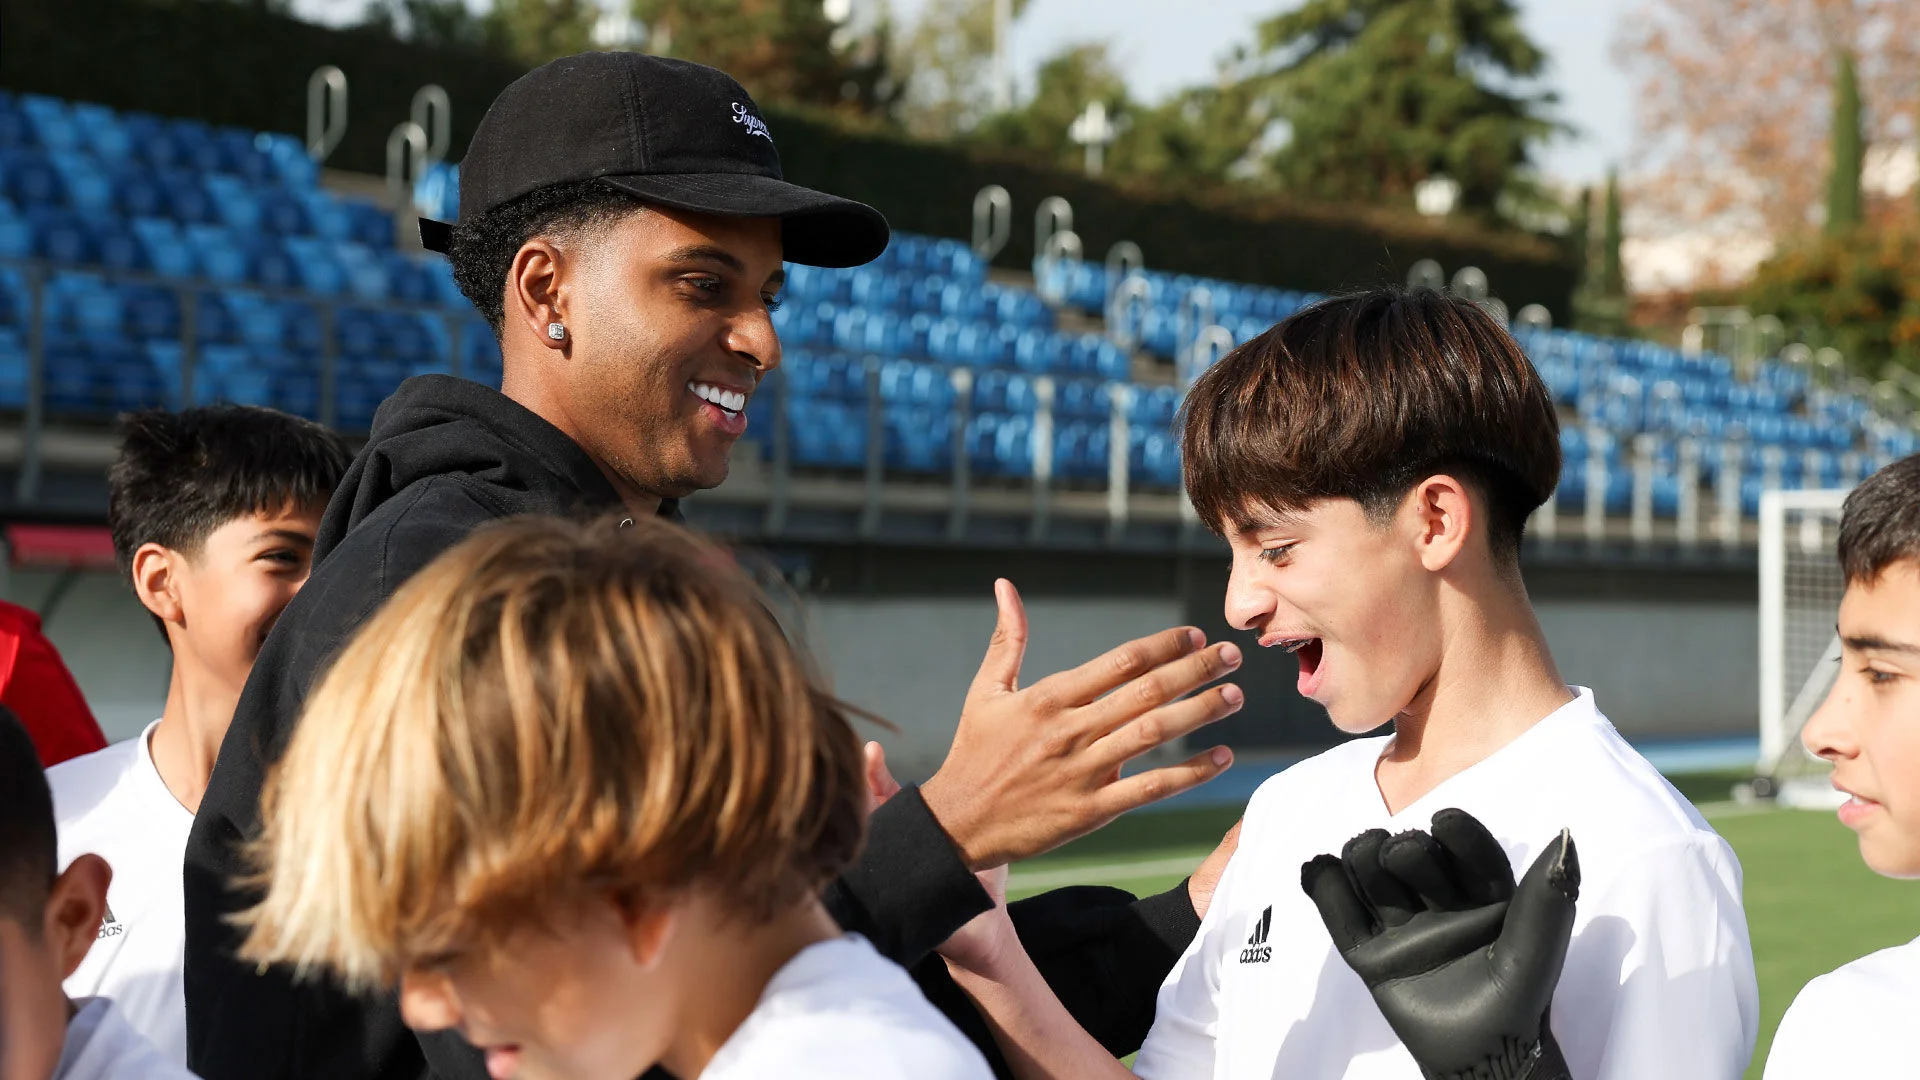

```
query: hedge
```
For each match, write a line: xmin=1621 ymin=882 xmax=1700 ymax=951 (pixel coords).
xmin=0 ymin=0 xmax=1577 ymax=318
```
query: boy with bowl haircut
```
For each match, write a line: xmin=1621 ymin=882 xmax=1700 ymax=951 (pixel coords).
xmin=0 ymin=708 xmax=196 ymax=1080
xmin=1766 ymin=453 xmax=1920 ymax=1076
xmin=236 ymin=515 xmax=992 ymax=1080
xmin=47 ymin=405 xmax=350 ymax=1064
xmin=939 ymin=288 xmax=1757 ymax=1078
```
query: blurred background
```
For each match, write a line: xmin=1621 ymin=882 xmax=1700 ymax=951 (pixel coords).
xmin=0 ymin=3 xmax=1913 ymax=1070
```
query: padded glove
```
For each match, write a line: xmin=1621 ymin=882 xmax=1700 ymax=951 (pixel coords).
xmin=1301 ymin=808 xmax=1579 ymax=1080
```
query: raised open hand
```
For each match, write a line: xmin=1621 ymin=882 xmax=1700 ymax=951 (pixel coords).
xmin=1302 ymin=809 xmax=1580 ymax=1080
xmin=920 ymin=579 xmax=1241 ymax=870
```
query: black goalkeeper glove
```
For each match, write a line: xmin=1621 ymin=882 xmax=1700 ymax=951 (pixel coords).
xmin=1300 ymin=808 xmax=1580 ymax=1080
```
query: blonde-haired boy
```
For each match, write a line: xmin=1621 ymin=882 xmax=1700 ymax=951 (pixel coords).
xmin=237 ymin=516 xmax=990 ymax=1080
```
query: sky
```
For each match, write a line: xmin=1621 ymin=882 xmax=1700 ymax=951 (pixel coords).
xmin=290 ymin=0 xmax=1641 ymax=185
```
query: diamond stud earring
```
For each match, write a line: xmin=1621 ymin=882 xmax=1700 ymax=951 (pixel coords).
xmin=546 ymin=322 xmax=567 ymax=341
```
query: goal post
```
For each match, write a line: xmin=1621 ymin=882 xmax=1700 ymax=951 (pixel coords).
xmin=1754 ymin=487 xmax=1850 ymax=806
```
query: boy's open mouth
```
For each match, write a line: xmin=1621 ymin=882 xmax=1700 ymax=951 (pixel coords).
xmin=1273 ymin=637 xmax=1327 ymax=697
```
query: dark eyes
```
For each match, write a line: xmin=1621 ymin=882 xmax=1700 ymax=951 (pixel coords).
xmin=682 ymin=275 xmax=783 ymax=311
xmin=1256 ymin=544 xmax=1295 ymax=565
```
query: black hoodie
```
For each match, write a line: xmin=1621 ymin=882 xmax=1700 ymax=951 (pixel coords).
xmin=182 ymin=375 xmax=1199 ymax=1080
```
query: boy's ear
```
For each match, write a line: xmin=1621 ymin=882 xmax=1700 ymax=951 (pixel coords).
xmin=1410 ymin=474 xmax=1474 ymax=573
xmin=615 ymin=900 xmax=676 ymax=971
xmin=130 ymin=542 xmax=184 ymax=626
xmin=43 ymin=854 xmax=110 ymax=979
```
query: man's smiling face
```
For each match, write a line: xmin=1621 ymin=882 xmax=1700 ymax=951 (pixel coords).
xmin=549 ymin=204 xmax=786 ymax=501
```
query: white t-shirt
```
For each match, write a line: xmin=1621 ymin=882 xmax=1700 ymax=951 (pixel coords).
xmin=1763 ymin=934 xmax=1920 ymax=1078
xmin=1135 ymin=688 xmax=1758 ymax=1080
xmin=47 ymin=720 xmax=194 ymax=1067
xmin=55 ymin=997 xmax=198 ymax=1080
xmin=700 ymin=934 xmax=991 ymax=1080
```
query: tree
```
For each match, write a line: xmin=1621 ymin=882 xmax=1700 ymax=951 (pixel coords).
xmin=1826 ymin=47 xmax=1863 ymax=235
xmin=481 ymin=0 xmax=598 ymax=66
xmin=1601 ymin=169 xmax=1624 ymax=297
xmin=1247 ymin=0 xmax=1562 ymax=217
xmin=1618 ymin=0 xmax=1920 ymax=244
xmin=892 ymin=0 xmax=1032 ymax=138
xmin=358 ymin=0 xmax=491 ymax=51
xmin=1739 ymin=221 xmax=1920 ymax=376
xmin=972 ymin=42 xmax=1130 ymax=170
xmin=633 ymin=0 xmax=900 ymax=116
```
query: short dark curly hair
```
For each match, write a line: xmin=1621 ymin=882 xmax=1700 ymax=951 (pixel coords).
xmin=447 ymin=180 xmax=646 ymax=337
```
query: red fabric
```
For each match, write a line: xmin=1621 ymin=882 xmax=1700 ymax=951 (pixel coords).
xmin=0 ymin=598 xmax=105 ymax=767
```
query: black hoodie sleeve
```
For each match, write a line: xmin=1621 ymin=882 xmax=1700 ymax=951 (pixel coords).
xmin=822 ymin=789 xmax=1202 ymax=1066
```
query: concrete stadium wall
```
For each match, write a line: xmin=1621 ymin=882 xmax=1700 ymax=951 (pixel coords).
xmin=1 ymin=556 xmax=1760 ymax=773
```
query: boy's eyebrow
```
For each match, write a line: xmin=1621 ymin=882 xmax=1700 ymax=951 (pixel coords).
xmin=1842 ymin=632 xmax=1920 ymax=655
xmin=249 ymin=528 xmax=316 ymax=547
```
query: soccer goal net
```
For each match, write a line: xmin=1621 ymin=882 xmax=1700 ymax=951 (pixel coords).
xmin=1754 ymin=487 xmax=1849 ymax=807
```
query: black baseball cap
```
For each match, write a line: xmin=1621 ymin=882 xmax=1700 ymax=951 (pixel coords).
xmin=418 ymin=52 xmax=890 ymax=268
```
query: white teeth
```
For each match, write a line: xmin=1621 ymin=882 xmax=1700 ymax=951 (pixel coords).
xmin=689 ymin=381 xmax=747 ymax=414
xmin=1281 ymin=639 xmax=1313 ymax=654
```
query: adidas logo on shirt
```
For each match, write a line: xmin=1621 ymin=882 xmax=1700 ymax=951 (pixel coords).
xmin=1238 ymin=905 xmax=1272 ymax=964
xmin=97 ymin=903 xmax=123 ymax=941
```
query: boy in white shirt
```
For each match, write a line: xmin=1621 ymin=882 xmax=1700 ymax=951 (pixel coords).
xmin=938 ymin=287 xmax=1758 ymax=1079
xmin=45 ymin=406 xmax=349 ymax=1065
xmin=0 ymin=709 xmax=196 ymax=1080
xmin=235 ymin=516 xmax=992 ymax=1080
xmin=1765 ymin=452 xmax=1920 ymax=1077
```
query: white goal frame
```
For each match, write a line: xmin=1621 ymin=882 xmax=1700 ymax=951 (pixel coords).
xmin=1756 ymin=487 xmax=1850 ymax=803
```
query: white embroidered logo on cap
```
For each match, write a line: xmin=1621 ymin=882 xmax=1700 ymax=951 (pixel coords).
xmin=731 ymin=102 xmax=773 ymax=143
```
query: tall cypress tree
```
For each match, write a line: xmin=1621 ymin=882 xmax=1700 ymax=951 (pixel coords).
xmin=1826 ymin=48 xmax=1864 ymax=235
xmin=1600 ymin=169 xmax=1625 ymax=297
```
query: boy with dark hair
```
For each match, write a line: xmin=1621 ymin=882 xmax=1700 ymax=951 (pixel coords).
xmin=938 ymin=288 xmax=1757 ymax=1079
xmin=46 ymin=406 xmax=350 ymax=1066
xmin=0 ymin=707 xmax=195 ymax=1080
xmin=1767 ymin=453 xmax=1920 ymax=1076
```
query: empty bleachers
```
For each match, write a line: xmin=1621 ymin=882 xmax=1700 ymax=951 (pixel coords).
xmin=0 ymin=88 xmax=1907 ymax=526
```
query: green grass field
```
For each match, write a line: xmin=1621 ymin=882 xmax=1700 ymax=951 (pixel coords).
xmin=1006 ymin=776 xmax=1915 ymax=1078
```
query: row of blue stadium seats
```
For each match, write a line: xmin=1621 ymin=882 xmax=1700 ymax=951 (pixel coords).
xmin=1540 ymin=362 xmax=1808 ymax=417
xmin=1040 ymin=258 xmax=1317 ymax=326
xmin=0 ymin=328 xmax=465 ymax=423
xmin=0 ymin=210 xmax=418 ymax=293
xmin=0 ymin=93 xmax=317 ymax=189
xmin=775 ymin=306 xmax=1127 ymax=378
xmin=1553 ymin=461 xmax=1859 ymax=520
xmin=0 ymin=273 xmax=494 ymax=366
xmin=0 ymin=157 xmax=388 ymax=243
xmin=782 ymin=272 xmax=1053 ymax=330
xmin=1560 ymin=426 xmax=1867 ymax=484
xmin=777 ymin=353 xmax=1182 ymax=428
xmin=760 ymin=397 xmax=1184 ymax=487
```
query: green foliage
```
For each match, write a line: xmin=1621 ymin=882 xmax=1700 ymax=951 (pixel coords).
xmin=634 ymin=0 xmax=899 ymax=115
xmin=972 ymin=42 xmax=1130 ymax=170
xmin=1249 ymin=0 xmax=1562 ymax=218
xmin=892 ymin=0 xmax=1033 ymax=138
xmin=1825 ymin=49 xmax=1863 ymax=236
xmin=1738 ymin=222 xmax=1920 ymax=376
xmin=1600 ymin=169 xmax=1624 ymax=297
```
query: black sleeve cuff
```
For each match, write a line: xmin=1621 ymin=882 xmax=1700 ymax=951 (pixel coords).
xmin=1132 ymin=877 xmax=1204 ymax=955
xmin=821 ymin=785 xmax=992 ymax=968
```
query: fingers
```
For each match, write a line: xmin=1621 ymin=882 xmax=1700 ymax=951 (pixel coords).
xmin=1090 ymin=745 xmax=1233 ymax=818
xmin=1030 ymin=625 xmax=1210 ymax=710
xmin=1342 ymin=829 xmax=1422 ymax=928
xmin=1301 ymin=853 xmax=1375 ymax=953
xmin=1491 ymin=830 xmax=1581 ymax=993
xmin=1077 ymin=640 xmax=1244 ymax=740
xmin=862 ymin=741 xmax=901 ymax=813
xmin=1428 ymin=807 xmax=1516 ymax=906
xmin=1091 ymin=682 xmax=1244 ymax=769
xmin=967 ymin=579 xmax=1030 ymax=698
xmin=1379 ymin=830 xmax=1469 ymax=911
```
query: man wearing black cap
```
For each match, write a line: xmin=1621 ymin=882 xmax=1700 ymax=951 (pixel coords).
xmin=183 ymin=53 xmax=1242 ymax=1080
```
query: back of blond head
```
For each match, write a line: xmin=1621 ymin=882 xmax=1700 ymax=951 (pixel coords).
xmin=238 ymin=515 xmax=866 ymax=991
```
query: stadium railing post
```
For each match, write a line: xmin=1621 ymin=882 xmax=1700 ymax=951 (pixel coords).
xmin=1105 ymin=382 xmax=1130 ymax=545
xmin=946 ymin=367 xmax=973 ymax=542
xmin=1631 ymin=433 xmax=1654 ymax=543
xmin=1028 ymin=375 xmax=1054 ymax=544
xmin=1677 ymin=438 xmax=1700 ymax=546
xmin=1583 ymin=426 xmax=1606 ymax=545
xmin=860 ymin=356 xmax=884 ymax=539
xmin=14 ymin=264 xmax=44 ymax=508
